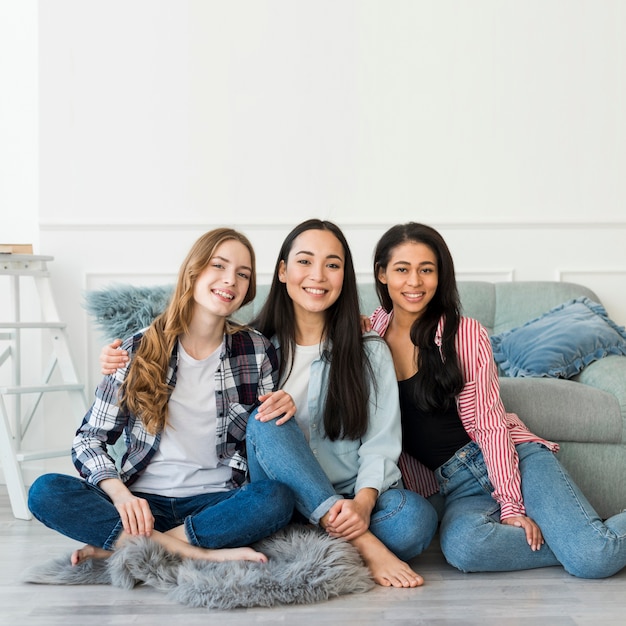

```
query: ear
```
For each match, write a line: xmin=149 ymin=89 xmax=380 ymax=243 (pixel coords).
xmin=376 ymin=265 xmax=388 ymax=285
xmin=278 ymin=260 xmax=287 ymax=284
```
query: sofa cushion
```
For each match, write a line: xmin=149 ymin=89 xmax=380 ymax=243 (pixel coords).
xmin=499 ymin=378 xmax=623 ymax=443
xmin=490 ymin=297 xmax=626 ymax=378
xmin=492 ymin=281 xmax=599 ymax=335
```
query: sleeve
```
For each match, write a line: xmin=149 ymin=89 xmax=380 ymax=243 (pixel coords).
xmin=71 ymin=338 xmax=134 ymax=486
xmin=369 ymin=306 xmax=390 ymax=336
xmin=353 ymin=334 xmax=403 ymax=495
xmin=258 ymin=338 xmax=280 ymax=397
xmin=456 ymin=319 xmax=526 ymax=519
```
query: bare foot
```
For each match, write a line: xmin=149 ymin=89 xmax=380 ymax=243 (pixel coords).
xmin=118 ymin=528 xmax=268 ymax=564
xmin=351 ymin=532 xmax=424 ymax=588
xmin=71 ymin=544 xmax=113 ymax=566
xmin=198 ymin=546 xmax=268 ymax=563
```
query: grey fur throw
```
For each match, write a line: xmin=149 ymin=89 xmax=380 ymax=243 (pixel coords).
xmin=83 ymin=283 xmax=174 ymax=340
xmin=22 ymin=525 xmax=374 ymax=609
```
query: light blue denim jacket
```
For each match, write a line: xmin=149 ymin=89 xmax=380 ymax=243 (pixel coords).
xmin=273 ymin=332 xmax=402 ymax=496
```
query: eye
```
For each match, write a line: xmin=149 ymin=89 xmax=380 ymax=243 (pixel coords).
xmin=238 ymin=272 xmax=251 ymax=280
xmin=327 ymin=263 xmax=341 ymax=270
xmin=212 ymin=263 xmax=225 ymax=270
xmin=395 ymin=267 xmax=408 ymax=273
xmin=297 ymin=259 xmax=311 ymax=265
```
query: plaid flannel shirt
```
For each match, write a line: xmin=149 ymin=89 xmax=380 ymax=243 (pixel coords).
xmin=72 ymin=326 xmax=279 ymax=489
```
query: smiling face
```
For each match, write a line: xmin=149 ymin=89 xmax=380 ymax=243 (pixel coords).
xmin=377 ymin=241 xmax=439 ymax=320
xmin=278 ymin=229 xmax=345 ymax=319
xmin=192 ymin=239 xmax=253 ymax=319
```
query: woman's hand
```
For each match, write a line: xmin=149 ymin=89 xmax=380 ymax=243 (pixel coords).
xmin=501 ymin=515 xmax=544 ymax=551
xmin=100 ymin=339 xmax=129 ymax=375
xmin=256 ymin=390 xmax=296 ymax=425
xmin=98 ymin=478 xmax=154 ymax=537
xmin=360 ymin=314 xmax=372 ymax=334
xmin=324 ymin=488 xmax=378 ymax=541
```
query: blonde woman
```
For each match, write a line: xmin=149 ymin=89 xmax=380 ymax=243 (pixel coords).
xmin=29 ymin=229 xmax=294 ymax=565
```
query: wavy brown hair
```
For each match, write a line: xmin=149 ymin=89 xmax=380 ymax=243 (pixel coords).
xmin=121 ymin=228 xmax=256 ymax=434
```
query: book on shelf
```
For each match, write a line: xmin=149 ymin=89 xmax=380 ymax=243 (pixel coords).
xmin=0 ymin=244 xmax=34 ymax=254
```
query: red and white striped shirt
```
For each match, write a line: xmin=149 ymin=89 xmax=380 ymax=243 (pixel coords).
xmin=370 ymin=307 xmax=558 ymax=519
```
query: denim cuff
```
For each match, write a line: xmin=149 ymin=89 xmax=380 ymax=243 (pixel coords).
xmin=309 ymin=494 xmax=342 ymax=525
xmin=184 ymin=515 xmax=200 ymax=546
xmin=102 ymin=519 xmax=124 ymax=551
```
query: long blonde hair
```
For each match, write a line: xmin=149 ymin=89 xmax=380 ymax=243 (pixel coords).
xmin=121 ymin=228 xmax=256 ymax=434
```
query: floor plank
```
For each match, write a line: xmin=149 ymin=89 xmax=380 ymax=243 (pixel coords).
xmin=1 ymin=486 xmax=625 ymax=625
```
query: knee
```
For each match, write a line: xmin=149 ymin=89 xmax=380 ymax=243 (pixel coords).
xmin=439 ymin=515 xmax=496 ymax=572
xmin=28 ymin=473 xmax=66 ymax=517
xmin=373 ymin=490 xmax=439 ymax=559
xmin=559 ymin=546 xmax=624 ymax=579
xmin=245 ymin=410 xmax=275 ymax=448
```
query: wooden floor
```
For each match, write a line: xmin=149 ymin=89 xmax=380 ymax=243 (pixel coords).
xmin=1 ymin=486 xmax=625 ymax=626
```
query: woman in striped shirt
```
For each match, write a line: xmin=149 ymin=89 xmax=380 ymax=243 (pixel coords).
xmin=369 ymin=221 xmax=626 ymax=578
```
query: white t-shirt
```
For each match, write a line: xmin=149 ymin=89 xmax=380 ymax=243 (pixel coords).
xmin=132 ymin=339 xmax=232 ymax=496
xmin=280 ymin=343 xmax=321 ymax=441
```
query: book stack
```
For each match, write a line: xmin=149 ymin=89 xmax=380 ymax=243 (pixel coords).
xmin=0 ymin=244 xmax=34 ymax=254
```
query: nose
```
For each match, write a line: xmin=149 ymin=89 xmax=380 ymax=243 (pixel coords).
xmin=222 ymin=268 xmax=237 ymax=285
xmin=309 ymin=262 xmax=326 ymax=282
xmin=407 ymin=270 xmax=422 ymax=286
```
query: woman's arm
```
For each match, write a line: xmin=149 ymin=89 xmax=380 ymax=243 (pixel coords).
xmin=98 ymin=477 xmax=155 ymax=537
xmin=74 ymin=339 xmax=134 ymax=485
xmin=455 ymin=318 xmax=526 ymax=519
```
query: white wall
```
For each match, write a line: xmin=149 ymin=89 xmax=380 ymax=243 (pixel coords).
xmin=2 ymin=1 xmax=626 ymax=483
xmin=0 ymin=0 xmax=38 ymax=245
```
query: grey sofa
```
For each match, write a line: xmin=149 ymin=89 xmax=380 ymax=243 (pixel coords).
xmin=86 ymin=280 xmax=626 ymax=519
xmin=454 ymin=281 xmax=625 ymax=520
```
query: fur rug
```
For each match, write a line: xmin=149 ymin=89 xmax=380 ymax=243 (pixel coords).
xmin=22 ymin=525 xmax=374 ymax=609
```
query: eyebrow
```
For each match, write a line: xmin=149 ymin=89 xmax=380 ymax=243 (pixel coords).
xmin=213 ymin=255 xmax=253 ymax=272
xmin=294 ymin=250 xmax=344 ymax=261
xmin=391 ymin=259 xmax=436 ymax=266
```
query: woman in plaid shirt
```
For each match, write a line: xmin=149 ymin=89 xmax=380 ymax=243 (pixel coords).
xmin=28 ymin=228 xmax=295 ymax=566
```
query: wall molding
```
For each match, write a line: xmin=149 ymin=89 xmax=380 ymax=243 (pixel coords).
xmin=40 ymin=221 xmax=626 ymax=232
xmin=556 ymin=268 xmax=626 ymax=280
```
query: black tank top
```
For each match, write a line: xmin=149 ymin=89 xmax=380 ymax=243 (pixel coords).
xmin=398 ymin=372 xmax=470 ymax=470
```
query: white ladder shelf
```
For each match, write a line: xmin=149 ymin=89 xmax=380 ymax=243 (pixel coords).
xmin=0 ymin=254 xmax=87 ymax=519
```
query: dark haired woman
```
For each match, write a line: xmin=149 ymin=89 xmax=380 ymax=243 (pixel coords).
xmin=370 ymin=221 xmax=626 ymax=578
xmin=244 ymin=219 xmax=438 ymax=588
xmin=29 ymin=229 xmax=295 ymax=565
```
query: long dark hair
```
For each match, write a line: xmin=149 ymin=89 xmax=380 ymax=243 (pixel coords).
xmin=253 ymin=219 xmax=372 ymax=441
xmin=374 ymin=222 xmax=463 ymax=411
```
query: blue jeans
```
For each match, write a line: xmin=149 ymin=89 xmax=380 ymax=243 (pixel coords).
xmin=28 ymin=473 xmax=294 ymax=551
xmin=246 ymin=414 xmax=438 ymax=561
xmin=436 ymin=441 xmax=626 ymax=578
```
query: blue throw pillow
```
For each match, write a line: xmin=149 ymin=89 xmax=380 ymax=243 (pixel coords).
xmin=490 ymin=297 xmax=626 ymax=378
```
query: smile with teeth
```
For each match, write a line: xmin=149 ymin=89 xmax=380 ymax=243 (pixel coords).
xmin=403 ymin=292 xmax=425 ymax=300
xmin=213 ymin=289 xmax=235 ymax=300
xmin=304 ymin=287 xmax=328 ymax=296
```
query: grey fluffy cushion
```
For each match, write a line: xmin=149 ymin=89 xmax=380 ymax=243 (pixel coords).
xmin=83 ymin=283 xmax=174 ymax=340
xmin=22 ymin=525 xmax=374 ymax=609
